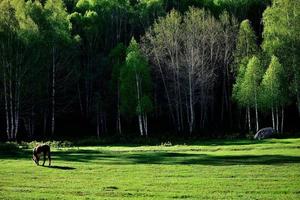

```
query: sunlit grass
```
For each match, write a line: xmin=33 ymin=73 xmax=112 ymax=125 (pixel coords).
xmin=0 ymin=138 xmax=300 ymax=199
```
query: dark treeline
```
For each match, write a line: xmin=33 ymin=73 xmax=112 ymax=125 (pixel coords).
xmin=0 ymin=0 xmax=299 ymax=141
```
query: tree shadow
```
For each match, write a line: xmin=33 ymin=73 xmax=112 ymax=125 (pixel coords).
xmin=188 ymin=138 xmax=294 ymax=146
xmin=43 ymin=165 xmax=76 ymax=170
xmin=120 ymin=152 xmax=300 ymax=165
xmin=1 ymin=149 xmax=300 ymax=166
xmin=51 ymin=151 xmax=300 ymax=166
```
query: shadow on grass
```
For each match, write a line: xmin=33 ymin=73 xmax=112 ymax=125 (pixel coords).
xmin=2 ymin=150 xmax=300 ymax=166
xmin=43 ymin=165 xmax=76 ymax=170
xmin=188 ymin=138 xmax=295 ymax=146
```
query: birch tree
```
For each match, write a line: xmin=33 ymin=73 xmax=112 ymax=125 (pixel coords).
xmin=262 ymin=0 xmax=300 ymax=116
xmin=144 ymin=10 xmax=183 ymax=132
xmin=260 ymin=55 xmax=287 ymax=132
xmin=44 ymin=0 xmax=71 ymax=136
xmin=241 ymin=56 xmax=264 ymax=132
xmin=143 ymin=8 xmax=237 ymax=134
xmin=0 ymin=0 xmax=38 ymax=140
xmin=181 ymin=8 xmax=218 ymax=134
xmin=0 ymin=0 xmax=19 ymax=140
xmin=120 ymin=38 xmax=153 ymax=136
xmin=232 ymin=19 xmax=258 ymax=131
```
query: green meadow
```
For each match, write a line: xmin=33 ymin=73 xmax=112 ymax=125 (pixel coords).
xmin=1 ymin=138 xmax=300 ymax=199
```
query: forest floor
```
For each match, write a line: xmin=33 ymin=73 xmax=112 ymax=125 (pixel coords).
xmin=0 ymin=138 xmax=300 ymax=199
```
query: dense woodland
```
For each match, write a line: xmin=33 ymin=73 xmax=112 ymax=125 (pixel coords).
xmin=0 ymin=0 xmax=299 ymax=141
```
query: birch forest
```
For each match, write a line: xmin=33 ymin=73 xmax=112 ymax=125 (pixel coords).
xmin=0 ymin=0 xmax=299 ymax=141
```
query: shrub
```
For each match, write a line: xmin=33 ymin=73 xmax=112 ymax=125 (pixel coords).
xmin=0 ymin=142 xmax=20 ymax=152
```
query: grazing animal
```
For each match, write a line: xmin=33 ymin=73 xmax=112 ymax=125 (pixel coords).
xmin=32 ymin=144 xmax=51 ymax=166
xmin=254 ymin=127 xmax=275 ymax=140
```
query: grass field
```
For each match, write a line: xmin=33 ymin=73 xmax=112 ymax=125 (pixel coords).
xmin=0 ymin=138 xmax=300 ymax=199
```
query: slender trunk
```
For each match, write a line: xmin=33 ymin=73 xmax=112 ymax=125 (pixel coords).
xmin=254 ymin=89 xmax=259 ymax=132
xmin=221 ymin=70 xmax=227 ymax=123
xmin=172 ymin=59 xmax=180 ymax=133
xmin=255 ymin=104 xmax=259 ymax=132
xmin=146 ymin=115 xmax=148 ymax=136
xmin=189 ymin=44 xmax=194 ymax=135
xmin=143 ymin=113 xmax=148 ymax=136
xmin=135 ymin=73 xmax=143 ymax=136
xmin=185 ymin=93 xmax=190 ymax=131
xmin=117 ymin=88 xmax=122 ymax=134
xmin=188 ymin=70 xmax=193 ymax=135
xmin=3 ymin=68 xmax=10 ymax=140
xmin=51 ymin=47 xmax=56 ymax=136
xmin=247 ymin=106 xmax=251 ymax=132
xmin=175 ymin=39 xmax=183 ymax=133
xmin=281 ymin=107 xmax=284 ymax=133
xmin=276 ymin=106 xmax=279 ymax=132
xmin=200 ymin=34 xmax=205 ymax=129
xmin=271 ymin=106 xmax=275 ymax=130
xmin=14 ymin=76 xmax=20 ymax=138
xmin=153 ymin=49 xmax=175 ymax=129
xmin=117 ymin=110 xmax=122 ymax=134
xmin=138 ymin=114 xmax=143 ymax=136
xmin=245 ymin=108 xmax=248 ymax=130
xmin=9 ymin=64 xmax=14 ymax=140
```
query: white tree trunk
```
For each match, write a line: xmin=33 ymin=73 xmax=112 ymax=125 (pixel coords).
xmin=281 ymin=107 xmax=284 ymax=133
xmin=247 ymin=106 xmax=251 ymax=132
xmin=143 ymin=114 xmax=148 ymax=136
xmin=276 ymin=106 xmax=279 ymax=132
xmin=14 ymin=77 xmax=20 ymax=138
xmin=254 ymin=89 xmax=259 ymax=132
xmin=9 ymin=65 xmax=15 ymax=140
xmin=135 ymin=73 xmax=143 ymax=136
xmin=138 ymin=114 xmax=143 ymax=136
xmin=188 ymin=70 xmax=194 ymax=135
xmin=3 ymin=67 xmax=10 ymax=140
xmin=271 ymin=106 xmax=275 ymax=130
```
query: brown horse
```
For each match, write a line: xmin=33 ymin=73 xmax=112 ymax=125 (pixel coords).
xmin=32 ymin=144 xmax=51 ymax=166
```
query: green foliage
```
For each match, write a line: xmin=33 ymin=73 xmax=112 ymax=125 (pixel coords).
xmin=120 ymin=37 xmax=153 ymax=116
xmin=262 ymin=0 xmax=300 ymax=107
xmin=44 ymin=0 xmax=71 ymax=45
xmin=240 ymin=56 xmax=263 ymax=108
xmin=0 ymin=142 xmax=20 ymax=152
xmin=0 ymin=0 xmax=299 ymax=137
xmin=232 ymin=20 xmax=258 ymax=106
xmin=260 ymin=55 xmax=287 ymax=109
xmin=234 ymin=19 xmax=258 ymax=71
xmin=233 ymin=57 xmax=249 ymax=106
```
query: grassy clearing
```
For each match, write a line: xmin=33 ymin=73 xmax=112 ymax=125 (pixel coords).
xmin=0 ymin=138 xmax=300 ymax=199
